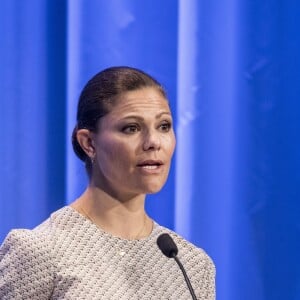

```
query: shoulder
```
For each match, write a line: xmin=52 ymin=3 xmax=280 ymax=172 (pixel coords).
xmin=0 ymin=228 xmax=48 ymax=254
xmin=35 ymin=206 xmax=86 ymax=234
xmin=0 ymin=207 xmax=88 ymax=299
xmin=0 ymin=206 xmax=74 ymax=253
xmin=0 ymin=229 xmax=54 ymax=299
xmin=156 ymin=225 xmax=215 ymax=268
xmin=0 ymin=207 xmax=87 ymax=299
xmin=154 ymin=225 xmax=216 ymax=298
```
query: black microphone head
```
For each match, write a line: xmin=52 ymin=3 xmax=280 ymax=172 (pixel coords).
xmin=157 ymin=233 xmax=178 ymax=258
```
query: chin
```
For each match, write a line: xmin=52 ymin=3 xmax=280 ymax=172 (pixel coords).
xmin=135 ymin=175 xmax=169 ymax=195
xmin=142 ymin=182 xmax=166 ymax=194
xmin=145 ymin=187 xmax=164 ymax=194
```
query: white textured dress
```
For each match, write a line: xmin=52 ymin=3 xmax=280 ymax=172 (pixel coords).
xmin=0 ymin=206 xmax=215 ymax=299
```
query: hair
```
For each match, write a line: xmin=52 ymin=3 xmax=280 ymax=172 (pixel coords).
xmin=72 ymin=66 xmax=167 ymax=175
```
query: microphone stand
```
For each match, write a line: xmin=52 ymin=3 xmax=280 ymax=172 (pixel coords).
xmin=171 ymin=252 xmax=198 ymax=300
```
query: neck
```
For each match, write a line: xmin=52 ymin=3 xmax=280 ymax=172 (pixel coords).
xmin=71 ymin=186 xmax=152 ymax=240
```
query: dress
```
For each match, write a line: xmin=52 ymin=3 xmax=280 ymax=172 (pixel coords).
xmin=0 ymin=206 xmax=215 ymax=299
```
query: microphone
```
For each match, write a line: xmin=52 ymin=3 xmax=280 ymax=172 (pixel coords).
xmin=157 ymin=233 xmax=198 ymax=300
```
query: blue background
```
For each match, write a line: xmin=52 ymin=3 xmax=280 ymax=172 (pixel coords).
xmin=1 ymin=1 xmax=300 ymax=299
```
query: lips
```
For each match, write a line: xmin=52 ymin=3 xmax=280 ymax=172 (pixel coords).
xmin=137 ymin=160 xmax=163 ymax=168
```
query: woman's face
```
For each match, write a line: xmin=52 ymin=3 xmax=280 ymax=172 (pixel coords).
xmin=91 ymin=87 xmax=176 ymax=199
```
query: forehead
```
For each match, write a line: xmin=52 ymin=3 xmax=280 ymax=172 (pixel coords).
xmin=109 ymin=88 xmax=171 ymax=116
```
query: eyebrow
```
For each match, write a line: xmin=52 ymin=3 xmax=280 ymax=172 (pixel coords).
xmin=121 ymin=112 xmax=172 ymax=121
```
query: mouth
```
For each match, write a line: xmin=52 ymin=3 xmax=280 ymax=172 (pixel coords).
xmin=136 ymin=160 xmax=163 ymax=170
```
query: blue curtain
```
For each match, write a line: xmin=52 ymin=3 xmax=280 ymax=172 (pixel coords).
xmin=1 ymin=1 xmax=299 ymax=299
xmin=0 ymin=0 xmax=67 ymax=231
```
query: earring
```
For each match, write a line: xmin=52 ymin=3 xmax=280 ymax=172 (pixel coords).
xmin=91 ymin=156 xmax=95 ymax=164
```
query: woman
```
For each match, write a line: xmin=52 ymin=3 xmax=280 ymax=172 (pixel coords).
xmin=0 ymin=67 xmax=215 ymax=299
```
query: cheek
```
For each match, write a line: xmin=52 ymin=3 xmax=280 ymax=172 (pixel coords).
xmin=98 ymin=139 xmax=134 ymax=168
xmin=163 ymin=133 xmax=176 ymax=157
xmin=100 ymin=143 xmax=122 ymax=162
xmin=171 ymin=134 xmax=176 ymax=153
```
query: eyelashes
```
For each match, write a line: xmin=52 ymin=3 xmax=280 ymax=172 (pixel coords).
xmin=122 ymin=124 xmax=140 ymax=134
xmin=159 ymin=121 xmax=172 ymax=132
xmin=121 ymin=121 xmax=172 ymax=134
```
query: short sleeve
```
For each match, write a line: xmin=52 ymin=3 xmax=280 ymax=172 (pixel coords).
xmin=0 ymin=229 xmax=54 ymax=300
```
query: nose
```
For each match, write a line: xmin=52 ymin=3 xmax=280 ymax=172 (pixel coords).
xmin=142 ymin=129 xmax=161 ymax=151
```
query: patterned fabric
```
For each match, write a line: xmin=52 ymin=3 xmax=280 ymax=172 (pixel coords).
xmin=0 ymin=206 xmax=215 ymax=299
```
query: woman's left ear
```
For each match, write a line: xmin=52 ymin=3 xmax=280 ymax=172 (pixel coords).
xmin=76 ymin=129 xmax=95 ymax=158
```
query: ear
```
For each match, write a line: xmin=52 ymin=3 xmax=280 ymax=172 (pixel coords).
xmin=76 ymin=129 xmax=96 ymax=158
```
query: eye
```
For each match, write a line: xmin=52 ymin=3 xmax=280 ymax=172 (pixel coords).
xmin=159 ymin=121 xmax=172 ymax=132
xmin=122 ymin=124 xmax=140 ymax=134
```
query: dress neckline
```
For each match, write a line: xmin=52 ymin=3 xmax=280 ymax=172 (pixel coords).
xmin=64 ymin=205 xmax=159 ymax=243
